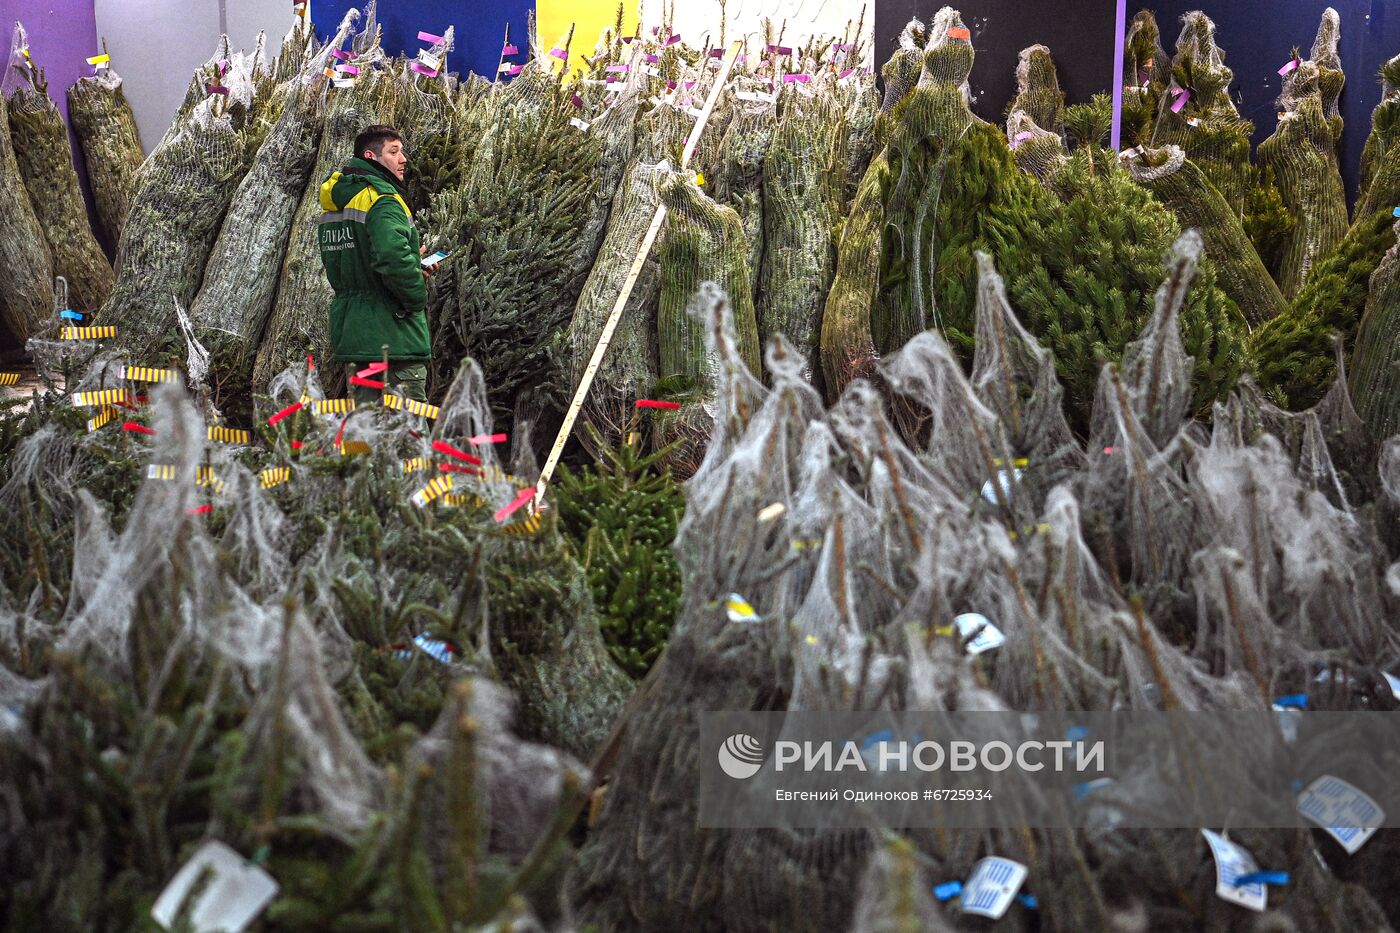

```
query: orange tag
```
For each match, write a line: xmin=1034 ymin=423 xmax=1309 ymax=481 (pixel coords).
xmin=947 ymin=27 xmax=971 ymax=40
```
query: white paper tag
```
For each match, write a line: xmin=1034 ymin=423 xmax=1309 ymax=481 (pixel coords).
xmin=332 ymin=78 xmax=356 ymax=89
xmin=606 ymin=83 xmax=623 ymax=93
xmin=734 ymin=90 xmax=777 ymax=104
xmin=1297 ymin=776 xmax=1383 ymax=854
xmin=418 ymin=51 xmax=442 ymax=71
xmin=954 ymin=613 xmax=1006 ymax=655
xmin=570 ymin=117 xmax=591 ymax=132
xmin=644 ymin=66 xmax=661 ymax=77
xmin=1201 ymin=829 xmax=1267 ymax=912
xmin=151 ymin=841 xmax=279 ymax=932
xmin=498 ymin=62 xmax=514 ymax=73
xmin=686 ymin=106 xmax=705 ymax=119
xmin=961 ymin=856 xmax=1028 ymax=919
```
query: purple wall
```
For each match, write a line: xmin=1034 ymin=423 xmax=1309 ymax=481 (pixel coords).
xmin=0 ymin=0 xmax=102 ymax=244
xmin=0 ymin=0 xmax=98 ymax=124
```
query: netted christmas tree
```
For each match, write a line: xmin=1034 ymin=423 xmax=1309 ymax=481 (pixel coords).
xmin=757 ymin=87 xmax=845 ymax=381
xmin=188 ymin=16 xmax=345 ymax=417
xmin=6 ymin=39 xmax=113 ymax=312
xmin=1252 ymin=209 xmax=1398 ymax=410
xmin=1257 ymin=59 xmax=1348 ymax=299
xmin=66 ymin=49 xmax=145 ymax=248
xmin=1356 ymin=53 xmax=1400 ymax=224
xmin=1349 ymin=219 xmax=1400 ymax=444
xmin=1125 ymin=145 xmax=1289 ymax=328
xmin=101 ymin=44 xmax=270 ymax=357
xmin=1155 ymin=11 xmax=1254 ymax=217
xmin=0 ymin=41 xmax=53 ymax=346
xmin=1007 ymin=44 xmax=1064 ymax=137
xmin=566 ymin=159 xmax=674 ymax=439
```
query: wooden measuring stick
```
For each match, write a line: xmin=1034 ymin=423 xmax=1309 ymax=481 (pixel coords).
xmin=533 ymin=40 xmax=744 ymax=508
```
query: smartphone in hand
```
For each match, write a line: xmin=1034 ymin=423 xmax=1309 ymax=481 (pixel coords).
xmin=420 ymin=250 xmax=450 ymax=269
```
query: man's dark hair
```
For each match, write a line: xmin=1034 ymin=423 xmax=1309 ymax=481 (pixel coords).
xmin=353 ymin=125 xmax=403 ymax=159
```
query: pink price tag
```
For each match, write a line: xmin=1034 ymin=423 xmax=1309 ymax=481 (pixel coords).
xmin=646 ymin=53 xmax=659 ymax=64
xmin=207 ymin=85 xmax=230 ymax=96
xmin=1171 ymin=88 xmax=1190 ymax=112
xmin=666 ymin=34 xmax=681 ymax=46
xmin=330 ymin=49 xmax=351 ymax=60
xmin=766 ymin=44 xmax=793 ymax=55
xmin=410 ymin=62 xmax=439 ymax=76
xmin=836 ymin=42 xmax=853 ymax=51
xmin=494 ymin=488 xmax=536 ymax=523
xmin=501 ymin=43 xmax=519 ymax=56
xmin=467 ymin=433 xmax=508 ymax=445
xmin=571 ymin=93 xmax=584 ymax=108
xmin=622 ymin=36 xmax=635 ymax=44
xmin=1278 ymin=58 xmax=1300 ymax=76
xmin=606 ymin=63 xmax=629 ymax=72
xmin=339 ymin=64 xmax=360 ymax=75
xmin=838 ymin=68 xmax=854 ymax=79
xmin=506 ymin=64 xmax=522 ymax=76
xmin=710 ymin=48 xmax=724 ymax=58
xmin=782 ymin=73 xmax=811 ymax=84
xmin=550 ymin=48 xmax=567 ymax=60
xmin=665 ymin=80 xmax=677 ymax=90
xmin=418 ymin=31 xmax=445 ymax=44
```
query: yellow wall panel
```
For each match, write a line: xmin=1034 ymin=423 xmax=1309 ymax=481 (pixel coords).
xmin=536 ymin=0 xmax=639 ymax=74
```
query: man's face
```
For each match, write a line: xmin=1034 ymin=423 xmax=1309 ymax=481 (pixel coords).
xmin=367 ymin=138 xmax=407 ymax=180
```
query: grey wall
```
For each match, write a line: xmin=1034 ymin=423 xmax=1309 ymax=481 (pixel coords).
xmin=94 ymin=0 xmax=296 ymax=154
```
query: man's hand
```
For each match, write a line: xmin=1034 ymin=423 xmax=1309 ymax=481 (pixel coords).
xmin=420 ymin=242 xmax=428 ymax=256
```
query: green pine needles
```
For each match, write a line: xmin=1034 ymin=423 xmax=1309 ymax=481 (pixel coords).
xmin=554 ymin=427 xmax=684 ymax=679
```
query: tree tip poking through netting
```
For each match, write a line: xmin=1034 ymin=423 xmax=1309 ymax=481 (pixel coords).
xmin=919 ymin=7 xmax=975 ymax=97
xmin=1010 ymin=44 xmax=1065 ymax=136
xmin=1261 ymin=51 xmax=1349 ymax=302
xmin=1311 ymin=7 xmax=1345 ymax=122
xmin=1007 ymin=108 xmax=1066 ymax=183
xmin=1124 ymin=9 xmax=1170 ymax=88
xmin=879 ymin=18 xmax=925 ymax=112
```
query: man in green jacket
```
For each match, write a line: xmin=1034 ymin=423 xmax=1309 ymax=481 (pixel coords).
xmin=318 ymin=124 xmax=431 ymax=404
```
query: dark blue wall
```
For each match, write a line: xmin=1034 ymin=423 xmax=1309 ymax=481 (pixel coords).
xmin=310 ymin=0 xmax=531 ymax=83
xmin=1144 ymin=1 xmax=1398 ymax=204
xmin=876 ymin=0 xmax=1120 ymax=127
